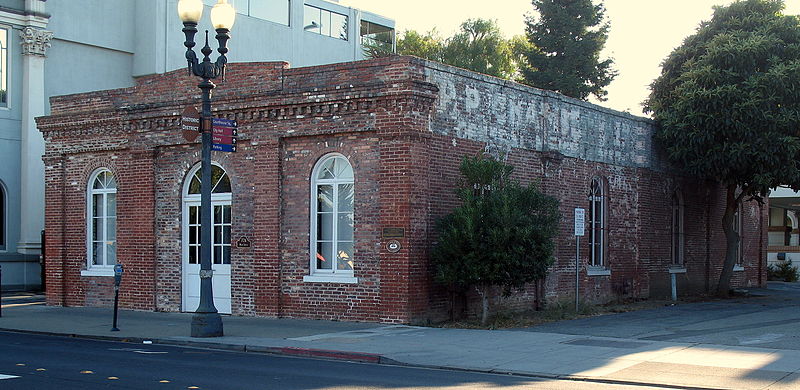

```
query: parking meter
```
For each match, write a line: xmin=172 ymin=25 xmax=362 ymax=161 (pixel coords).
xmin=113 ymin=264 xmax=124 ymax=289
xmin=111 ymin=264 xmax=123 ymax=331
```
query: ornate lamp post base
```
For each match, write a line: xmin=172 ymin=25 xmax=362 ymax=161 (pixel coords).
xmin=191 ymin=312 xmax=224 ymax=337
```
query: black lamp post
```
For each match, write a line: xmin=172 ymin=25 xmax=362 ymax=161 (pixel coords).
xmin=178 ymin=0 xmax=235 ymax=338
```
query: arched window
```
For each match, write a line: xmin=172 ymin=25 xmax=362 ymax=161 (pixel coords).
xmin=671 ymin=191 xmax=684 ymax=267
xmin=306 ymin=154 xmax=356 ymax=283
xmin=589 ymin=177 xmax=606 ymax=267
xmin=184 ymin=164 xmax=232 ymax=265
xmin=87 ymin=169 xmax=117 ymax=270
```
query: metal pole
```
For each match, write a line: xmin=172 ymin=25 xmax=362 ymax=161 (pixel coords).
xmin=575 ymin=236 xmax=580 ymax=312
xmin=190 ymin=75 xmax=223 ymax=338
xmin=111 ymin=285 xmax=120 ymax=331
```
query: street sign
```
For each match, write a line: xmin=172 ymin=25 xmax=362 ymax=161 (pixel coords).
xmin=181 ymin=106 xmax=200 ymax=142
xmin=212 ymin=126 xmax=237 ymax=137
xmin=212 ymin=144 xmax=236 ymax=152
xmin=574 ymin=208 xmax=585 ymax=236
xmin=212 ymin=118 xmax=237 ymax=127
xmin=212 ymin=134 xmax=236 ymax=145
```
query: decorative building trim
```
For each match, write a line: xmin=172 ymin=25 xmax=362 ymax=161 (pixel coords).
xmin=20 ymin=26 xmax=52 ymax=56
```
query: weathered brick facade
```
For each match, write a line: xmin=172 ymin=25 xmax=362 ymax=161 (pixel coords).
xmin=37 ymin=56 xmax=767 ymax=323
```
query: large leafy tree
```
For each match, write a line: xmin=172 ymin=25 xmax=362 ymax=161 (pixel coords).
xmin=397 ymin=19 xmax=521 ymax=80
xmin=431 ymin=155 xmax=560 ymax=325
xmin=519 ymin=0 xmax=616 ymax=100
xmin=645 ymin=0 xmax=800 ymax=296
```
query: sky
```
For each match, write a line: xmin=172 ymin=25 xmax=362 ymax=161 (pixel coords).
xmin=341 ymin=0 xmax=800 ymax=115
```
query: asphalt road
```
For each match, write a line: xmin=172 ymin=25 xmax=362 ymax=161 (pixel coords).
xmin=0 ymin=331 xmax=674 ymax=390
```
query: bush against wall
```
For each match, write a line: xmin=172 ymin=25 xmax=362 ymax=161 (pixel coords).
xmin=768 ymin=260 xmax=799 ymax=282
xmin=431 ymin=155 xmax=561 ymax=325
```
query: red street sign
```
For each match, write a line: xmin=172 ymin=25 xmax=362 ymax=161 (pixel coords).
xmin=212 ymin=134 xmax=236 ymax=145
xmin=212 ymin=126 xmax=237 ymax=137
xmin=181 ymin=106 xmax=200 ymax=142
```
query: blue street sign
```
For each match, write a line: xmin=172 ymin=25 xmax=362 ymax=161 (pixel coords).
xmin=212 ymin=118 xmax=237 ymax=128
xmin=212 ymin=143 xmax=236 ymax=152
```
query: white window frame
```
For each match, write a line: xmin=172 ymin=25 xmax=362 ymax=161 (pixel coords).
xmin=589 ymin=176 xmax=607 ymax=272
xmin=0 ymin=179 xmax=6 ymax=252
xmin=83 ymin=168 xmax=117 ymax=276
xmin=0 ymin=25 xmax=9 ymax=109
xmin=304 ymin=153 xmax=357 ymax=284
xmin=671 ymin=190 xmax=686 ymax=270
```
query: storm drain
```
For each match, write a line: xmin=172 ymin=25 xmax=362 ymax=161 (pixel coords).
xmin=561 ymin=338 xmax=651 ymax=349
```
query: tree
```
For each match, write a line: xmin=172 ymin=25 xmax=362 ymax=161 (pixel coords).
xmin=518 ymin=0 xmax=616 ymax=100
xmin=645 ymin=0 xmax=800 ymax=296
xmin=397 ymin=19 xmax=521 ymax=80
xmin=441 ymin=19 xmax=517 ymax=79
xmin=431 ymin=155 xmax=560 ymax=325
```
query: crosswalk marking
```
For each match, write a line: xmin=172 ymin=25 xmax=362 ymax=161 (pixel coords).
xmin=0 ymin=374 xmax=20 ymax=380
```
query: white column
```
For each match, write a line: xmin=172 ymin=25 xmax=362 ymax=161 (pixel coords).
xmin=17 ymin=26 xmax=53 ymax=255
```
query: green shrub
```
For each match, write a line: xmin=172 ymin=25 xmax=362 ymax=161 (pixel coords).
xmin=768 ymin=260 xmax=799 ymax=282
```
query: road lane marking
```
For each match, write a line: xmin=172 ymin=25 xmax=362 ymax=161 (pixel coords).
xmin=0 ymin=374 xmax=20 ymax=380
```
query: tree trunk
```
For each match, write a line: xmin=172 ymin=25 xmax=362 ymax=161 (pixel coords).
xmin=717 ymin=184 xmax=740 ymax=297
xmin=475 ymin=285 xmax=490 ymax=325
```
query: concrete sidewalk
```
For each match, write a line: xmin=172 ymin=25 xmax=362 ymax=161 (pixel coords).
xmin=1 ymin=295 xmax=798 ymax=390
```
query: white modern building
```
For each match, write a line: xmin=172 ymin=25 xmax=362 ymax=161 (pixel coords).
xmin=0 ymin=0 xmax=395 ymax=290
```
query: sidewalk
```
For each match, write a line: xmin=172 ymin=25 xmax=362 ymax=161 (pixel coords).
xmin=1 ymin=295 xmax=798 ymax=390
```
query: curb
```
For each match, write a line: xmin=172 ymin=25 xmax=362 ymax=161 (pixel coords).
xmin=0 ymin=327 xmax=742 ymax=390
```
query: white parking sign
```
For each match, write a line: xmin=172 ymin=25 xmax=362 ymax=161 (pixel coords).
xmin=574 ymin=208 xmax=585 ymax=236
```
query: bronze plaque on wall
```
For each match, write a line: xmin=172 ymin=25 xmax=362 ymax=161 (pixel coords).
xmin=382 ymin=228 xmax=405 ymax=239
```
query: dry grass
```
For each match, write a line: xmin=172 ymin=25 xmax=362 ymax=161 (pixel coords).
xmin=435 ymin=296 xmax=709 ymax=330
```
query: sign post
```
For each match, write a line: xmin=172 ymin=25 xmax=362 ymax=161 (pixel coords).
xmin=574 ymin=208 xmax=585 ymax=312
xmin=111 ymin=264 xmax=123 ymax=331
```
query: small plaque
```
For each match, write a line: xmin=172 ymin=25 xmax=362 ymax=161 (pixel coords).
xmin=386 ymin=240 xmax=401 ymax=253
xmin=382 ymin=228 xmax=405 ymax=239
xmin=236 ymin=237 xmax=251 ymax=248
xmin=181 ymin=106 xmax=200 ymax=142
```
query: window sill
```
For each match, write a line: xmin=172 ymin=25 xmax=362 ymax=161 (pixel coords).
xmin=733 ymin=265 xmax=745 ymax=272
xmin=81 ymin=268 xmax=114 ymax=277
xmin=669 ymin=267 xmax=687 ymax=274
xmin=303 ymin=275 xmax=358 ymax=284
xmin=586 ymin=267 xmax=611 ymax=277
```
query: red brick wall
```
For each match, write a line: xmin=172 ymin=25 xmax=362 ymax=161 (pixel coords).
xmin=39 ymin=56 xmax=767 ymax=323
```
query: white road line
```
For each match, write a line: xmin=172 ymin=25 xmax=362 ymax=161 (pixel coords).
xmin=0 ymin=374 xmax=21 ymax=380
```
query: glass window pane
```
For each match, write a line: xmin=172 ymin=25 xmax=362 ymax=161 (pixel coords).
xmin=189 ymin=175 xmax=201 ymax=194
xmin=223 ymin=225 xmax=231 ymax=244
xmin=189 ymin=245 xmax=198 ymax=264
xmin=214 ymin=246 xmax=222 ymax=264
xmin=107 ymin=217 xmax=116 ymax=241
xmin=223 ymin=205 xmax=231 ymax=224
xmin=106 ymin=175 xmax=117 ymax=189
xmin=250 ymin=0 xmax=289 ymax=25
xmin=318 ymin=159 xmax=335 ymax=179
xmin=93 ymin=217 xmax=103 ymax=241
xmin=214 ymin=205 xmax=223 ymax=225
xmin=331 ymin=12 xmax=347 ymax=40
xmin=0 ymin=28 xmax=6 ymax=105
xmin=93 ymin=242 xmax=104 ymax=265
xmin=316 ymin=242 xmax=333 ymax=270
xmin=317 ymin=213 xmax=334 ymax=240
xmin=317 ymin=185 xmax=333 ymax=212
xmin=337 ymin=213 xmax=353 ymax=241
xmin=338 ymin=184 xmax=354 ymax=212
xmin=93 ymin=194 xmax=104 ymax=217
xmin=337 ymin=242 xmax=354 ymax=270
xmin=336 ymin=158 xmax=353 ymax=179
xmin=212 ymin=170 xmax=231 ymax=193
xmin=320 ymin=9 xmax=331 ymax=36
xmin=304 ymin=5 xmax=321 ymax=34
xmin=190 ymin=206 xmax=198 ymax=225
xmin=223 ymin=246 xmax=231 ymax=264
xmin=190 ymin=225 xmax=198 ymax=244
xmin=107 ymin=242 xmax=116 ymax=266
xmin=93 ymin=176 xmax=104 ymax=189
xmin=214 ymin=225 xmax=222 ymax=244
xmin=107 ymin=193 xmax=117 ymax=217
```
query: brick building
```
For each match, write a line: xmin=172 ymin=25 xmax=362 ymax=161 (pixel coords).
xmin=37 ymin=56 xmax=767 ymax=323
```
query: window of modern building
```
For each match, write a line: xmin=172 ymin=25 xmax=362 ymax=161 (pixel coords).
xmin=0 ymin=27 xmax=7 ymax=106
xmin=0 ymin=181 xmax=5 ymax=251
xmin=185 ymin=164 xmax=232 ymax=265
xmin=202 ymin=0 xmax=290 ymax=26
xmin=87 ymin=169 xmax=117 ymax=270
xmin=360 ymin=20 xmax=394 ymax=57
xmin=308 ymin=154 xmax=355 ymax=281
xmin=671 ymin=191 xmax=684 ymax=267
xmin=303 ymin=4 xmax=347 ymax=40
xmin=589 ymin=177 xmax=606 ymax=267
